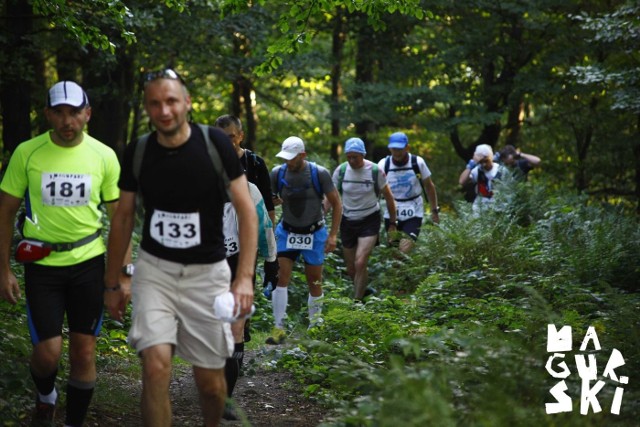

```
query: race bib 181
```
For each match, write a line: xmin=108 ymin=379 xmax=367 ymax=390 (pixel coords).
xmin=41 ymin=173 xmax=92 ymax=206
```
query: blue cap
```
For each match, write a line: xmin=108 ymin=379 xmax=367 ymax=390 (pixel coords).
xmin=344 ymin=137 xmax=366 ymax=155
xmin=388 ymin=132 xmax=408 ymax=149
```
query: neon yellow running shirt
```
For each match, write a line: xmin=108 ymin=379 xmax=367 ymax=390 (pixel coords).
xmin=0 ymin=131 xmax=120 ymax=266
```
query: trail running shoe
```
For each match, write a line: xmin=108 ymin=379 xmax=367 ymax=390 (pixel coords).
xmin=265 ymin=327 xmax=286 ymax=345
xmin=222 ymin=401 xmax=239 ymax=420
xmin=31 ymin=396 xmax=56 ymax=427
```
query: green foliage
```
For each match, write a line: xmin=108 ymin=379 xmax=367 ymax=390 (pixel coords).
xmin=31 ymin=0 xmax=146 ymax=52
xmin=270 ymin=180 xmax=640 ymax=426
xmin=245 ymin=0 xmax=428 ymax=75
xmin=0 ymin=301 xmax=33 ymax=424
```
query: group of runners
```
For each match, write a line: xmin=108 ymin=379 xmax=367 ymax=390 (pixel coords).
xmin=0 ymin=71 xmax=539 ymax=426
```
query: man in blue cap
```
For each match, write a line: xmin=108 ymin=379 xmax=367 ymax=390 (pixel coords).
xmin=329 ymin=137 xmax=396 ymax=300
xmin=378 ymin=132 xmax=440 ymax=253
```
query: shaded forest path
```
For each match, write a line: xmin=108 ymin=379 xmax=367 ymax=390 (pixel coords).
xmin=77 ymin=349 xmax=327 ymax=427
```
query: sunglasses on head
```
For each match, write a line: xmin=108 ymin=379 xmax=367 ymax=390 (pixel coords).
xmin=143 ymin=68 xmax=186 ymax=86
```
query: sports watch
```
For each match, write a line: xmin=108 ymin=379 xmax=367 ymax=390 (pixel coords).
xmin=122 ymin=263 xmax=135 ymax=277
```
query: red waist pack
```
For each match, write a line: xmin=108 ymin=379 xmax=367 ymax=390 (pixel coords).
xmin=15 ymin=239 xmax=52 ymax=263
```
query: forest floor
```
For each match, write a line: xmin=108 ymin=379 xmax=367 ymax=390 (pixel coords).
xmin=56 ymin=346 xmax=329 ymax=427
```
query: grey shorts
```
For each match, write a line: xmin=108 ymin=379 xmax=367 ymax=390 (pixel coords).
xmin=128 ymin=249 xmax=234 ymax=369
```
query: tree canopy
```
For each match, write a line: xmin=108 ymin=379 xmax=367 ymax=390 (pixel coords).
xmin=0 ymin=0 xmax=638 ymax=210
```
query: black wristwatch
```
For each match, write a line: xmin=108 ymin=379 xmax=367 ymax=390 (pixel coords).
xmin=431 ymin=206 xmax=440 ymax=214
xmin=122 ymin=264 xmax=135 ymax=277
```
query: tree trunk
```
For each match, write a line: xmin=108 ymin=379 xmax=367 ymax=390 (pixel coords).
xmin=0 ymin=0 xmax=36 ymax=159
xmin=85 ymin=50 xmax=136 ymax=158
xmin=330 ymin=7 xmax=345 ymax=162
xmin=241 ymin=76 xmax=256 ymax=152
xmin=505 ymin=100 xmax=524 ymax=147
xmin=635 ymin=114 xmax=640 ymax=214
xmin=354 ymin=13 xmax=376 ymax=156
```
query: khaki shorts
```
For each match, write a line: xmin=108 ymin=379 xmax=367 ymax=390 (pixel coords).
xmin=128 ymin=249 xmax=234 ymax=369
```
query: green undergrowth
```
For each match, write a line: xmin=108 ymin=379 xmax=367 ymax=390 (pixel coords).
xmin=266 ymin=181 xmax=640 ymax=426
xmin=1 ymin=180 xmax=639 ymax=425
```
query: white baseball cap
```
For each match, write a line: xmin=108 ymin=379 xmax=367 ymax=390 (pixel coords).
xmin=474 ymin=144 xmax=493 ymax=159
xmin=47 ymin=81 xmax=89 ymax=108
xmin=276 ymin=136 xmax=305 ymax=160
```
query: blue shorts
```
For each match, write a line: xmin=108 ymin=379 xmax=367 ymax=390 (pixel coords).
xmin=276 ymin=222 xmax=327 ymax=266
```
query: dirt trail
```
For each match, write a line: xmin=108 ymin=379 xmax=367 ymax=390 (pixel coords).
xmin=76 ymin=349 xmax=327 ymax=427
xmin=172 ymin=349 xmax=327 ymax=427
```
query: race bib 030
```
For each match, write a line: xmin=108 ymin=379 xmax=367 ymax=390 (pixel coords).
xmin=285 ymin=232 xmax=314 ymax=250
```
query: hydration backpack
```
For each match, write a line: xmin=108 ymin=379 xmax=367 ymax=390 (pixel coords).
xmin=276 ymin=162 xmax=323 ymax=199
xmin=336 ymin=162 xmax=380 ymax=198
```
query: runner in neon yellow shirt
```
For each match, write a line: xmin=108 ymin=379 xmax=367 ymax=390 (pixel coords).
xmin=0 ymin=81 xmax=128 ymax=427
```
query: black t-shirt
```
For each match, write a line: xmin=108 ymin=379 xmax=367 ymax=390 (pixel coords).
xmin=241 ymin=149 xmax=275 ymax=212
xmin=120 ymin=124 xmax=244 ymax=264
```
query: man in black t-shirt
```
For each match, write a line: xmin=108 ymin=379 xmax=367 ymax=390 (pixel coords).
xmin=104 ymin=69 xmax=257 ymax=426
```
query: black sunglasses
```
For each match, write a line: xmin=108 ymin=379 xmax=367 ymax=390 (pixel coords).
xmin=143 ymin=68 xmax=186 ymax=86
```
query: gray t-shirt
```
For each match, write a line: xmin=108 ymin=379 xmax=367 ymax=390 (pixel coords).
xmin=332 ymin=160 xmax=387 ymax=220
xmin=271 ymin=161 xmax=335 ymax=227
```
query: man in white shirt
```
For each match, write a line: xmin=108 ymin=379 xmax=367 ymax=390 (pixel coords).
xmin=378 ymin=132 xmax=440 ymax=253
xmin=330 ymin=138 xmax=396 ymax=300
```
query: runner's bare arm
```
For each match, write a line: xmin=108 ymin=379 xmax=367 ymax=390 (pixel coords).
xmin=230 ymin=174 xmax=258 ymax=316
xmin=323 ymin=189 xmax=342 ymax=253
xmin=0 ymin=191 xmax=22 ymax=304
xmin=104 ymin=191 xmax=136 ymax=321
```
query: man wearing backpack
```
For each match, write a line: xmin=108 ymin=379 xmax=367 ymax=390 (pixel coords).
xmin=214 ymin=114 xmax=278 ymax=420
xmin=378 ymin=132 xmax=440 ymax=254
xmin=330 ymin=138 xmax=397 ymax=300
xmin=103 ymin=68 xmax=257 ymax=426
xmin=459 ymin=144 xmax=508 ymax=212
xmin=267 ymin=136 xmax=342 ymax=344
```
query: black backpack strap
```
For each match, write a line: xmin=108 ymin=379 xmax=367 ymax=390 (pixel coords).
xmin=133 ymin=133 xmax=150 ymax=184
xmin=135 ymin=126 xmax=232 ymax=202
xmin=244 ymin=148 xmax=257 ymax=182
xmin=197 ymin=124 xmax=232 ymax=201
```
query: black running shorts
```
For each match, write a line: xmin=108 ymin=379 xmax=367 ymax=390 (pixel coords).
xmin=24 ymin=254 xmax=105 ymax=345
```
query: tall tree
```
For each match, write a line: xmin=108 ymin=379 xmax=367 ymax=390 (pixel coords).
xmin=0 ymin=0 xmax=38 ymax=157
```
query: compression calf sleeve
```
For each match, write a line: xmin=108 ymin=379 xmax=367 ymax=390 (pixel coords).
xmin=31 ymin=366 xmax=58 ymax=401
xmin=272 ymin=287 xmax=288 ymax=329
xmin=308 ymin=293 xmax=324 ymax=323
xmin=224 ymin=342 xmax=245 ymax=397
xmin=65 ymin=379 xmax=95 ymax=427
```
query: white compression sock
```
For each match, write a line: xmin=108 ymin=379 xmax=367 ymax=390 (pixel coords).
xmin=308 ymin=293 xmax=324 ymax=324
xmin=39 ymin=388 xmax=58 ymax=405
xmin=272 ymin=286 xmax=288 ymax=329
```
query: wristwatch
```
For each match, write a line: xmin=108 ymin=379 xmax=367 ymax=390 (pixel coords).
xmin=431 ymin=206 xmax=440 ymax=214
xmin=122 ymin=264 xmax=135 ymax=277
